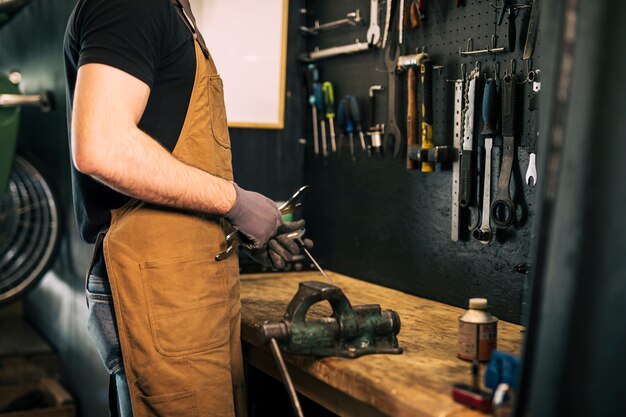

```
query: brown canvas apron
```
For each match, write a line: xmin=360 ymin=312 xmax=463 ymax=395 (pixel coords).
xmin=101 ymin=5 xmax=245 ymax=415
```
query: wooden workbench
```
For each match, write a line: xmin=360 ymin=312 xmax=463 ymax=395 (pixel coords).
xmin=240 ymin=271 xmax=524 ymax=417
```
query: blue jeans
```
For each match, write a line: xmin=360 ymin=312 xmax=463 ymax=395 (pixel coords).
xmin=86 ymin=273 xmax=133 ymax=417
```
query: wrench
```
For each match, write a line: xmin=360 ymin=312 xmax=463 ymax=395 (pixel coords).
xmin=491 ymin=74 xmax=518 ymax=229
xmin=367 ymin=0 xmax=381 ymax=46
xmin=382 ymin=0 xmax=396 ymax=49
xmin=384 ymin=46 xmax=402 ymax=158
xmin=474 ymin=138 xmax=493 ymax=243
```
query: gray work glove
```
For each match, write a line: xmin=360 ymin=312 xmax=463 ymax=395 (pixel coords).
xmin=224 ymin=183 xmax=283 ymax=250
xmin=245 ymin=220 xmax=314 ymax=269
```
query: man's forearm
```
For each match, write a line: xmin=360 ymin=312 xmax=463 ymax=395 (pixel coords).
xmin=74 ymin=125 xmax=236 ymax=215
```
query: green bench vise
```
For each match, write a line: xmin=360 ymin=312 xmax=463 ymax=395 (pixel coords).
xmin=260 ymin=281 xmax=403 ymax=358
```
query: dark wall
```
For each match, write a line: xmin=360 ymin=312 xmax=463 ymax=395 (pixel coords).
xmin=303 ymin=0 xmax=539 ymax=323
xmin=0 ymin=1 xmax=304 ymax=416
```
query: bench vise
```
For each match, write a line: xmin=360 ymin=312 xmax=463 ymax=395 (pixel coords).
xmin=260 ymin=281 xmax=403 ymax=358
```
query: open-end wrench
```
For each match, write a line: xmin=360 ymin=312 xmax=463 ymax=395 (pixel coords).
xmin=398 ymin=0 xmax=405 ymax=44
xmin=491 ymin=74 xmax=518 ymax=229
xmin=382 ymin=0 xmax=397 ymax=49
xmin=451 ymin=75 xmax=464 ymax=242
xmin=474 ymin=79 xmax=498 ymax=244
xmin=367 ymin=0 xmax=381 ymax=46
xmin=384 ymin=46 xmax=402 ymax=158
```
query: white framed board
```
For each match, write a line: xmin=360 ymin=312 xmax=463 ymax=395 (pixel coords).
xmin=190 ymin=0 xmax=289 ymax=129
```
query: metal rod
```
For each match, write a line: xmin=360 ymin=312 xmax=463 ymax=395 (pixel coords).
xmin=300 ymin=41 xmax=371 ymax=62
xmin=302 ymin=248 xmax=335 ymax=285
xmin=0 ymin=93 xmax=51 ymax=111
xmin=270 ymin=338 xmax=305 ymax=417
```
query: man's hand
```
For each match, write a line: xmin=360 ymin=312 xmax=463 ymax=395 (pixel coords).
xmin=223 ymin=183 xmax=283 ymax=249
xmin=246 ymin=220 xmax=314 ymax=269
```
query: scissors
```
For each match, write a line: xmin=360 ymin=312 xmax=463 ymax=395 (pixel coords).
xmin=215 ymin=185 xmax=310 ymax=261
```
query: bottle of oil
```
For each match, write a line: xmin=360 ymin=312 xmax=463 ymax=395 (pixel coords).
xmin=458 ymin=298 xmax=498 ymax=362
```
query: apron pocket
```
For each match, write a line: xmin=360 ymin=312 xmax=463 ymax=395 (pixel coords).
xmin=140 ymin=253 xmax=229 ymax=356
xmin=139 ymin=389 xmax=197 ymax=417
xmin=208 ymin=75 xmax=231 ymax=149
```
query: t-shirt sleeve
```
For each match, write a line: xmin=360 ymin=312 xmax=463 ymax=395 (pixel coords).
xmin=76 ymin=0 xmax=166 ymax=88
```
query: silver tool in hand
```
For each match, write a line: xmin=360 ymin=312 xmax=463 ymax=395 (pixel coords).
xmin=285 ymin=228 xmax=334 ymax=286
xmin=215 ymin=185 xmax=310 ymax=261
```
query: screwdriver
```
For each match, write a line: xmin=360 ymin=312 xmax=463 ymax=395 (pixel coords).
xmin=314 ymin=83 xmax=327 ymax=157
xmin=286 ymin=228 xmax=335 ymax=286
xmin=322 ymin=82 xmax=337 ymax=153
xmin=306 ymin=64 xmax=320 ymax=156
xmin=347 ymin=95 xmax=367 ymax=154
xmin=420 ymin=59 xmax=434 ymax=172
xmin=340 ymin=96 xmax=356 ymax=160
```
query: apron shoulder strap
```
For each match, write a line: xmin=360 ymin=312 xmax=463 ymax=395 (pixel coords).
xmin=170 ymin=0 xmax=210 ymax=57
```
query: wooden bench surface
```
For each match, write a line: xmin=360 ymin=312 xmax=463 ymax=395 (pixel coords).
xmin=240 ymin=271 xmax=523 ymax=417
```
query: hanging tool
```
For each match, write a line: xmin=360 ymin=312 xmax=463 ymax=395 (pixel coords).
xmin=384 ymin=46 xmax=402 ymax=158
xmin=348 ymin=95 xmax=367 ymax=153
xmin=418 ymin=0 xmax=426 ymax=20
xmin=338 ymin=96 xmax=356 ymax=160
xmin=409 ymin=0 xmax=421 ymax=29
xmin=459 ymin=66 xmax=479 ymax=208
xmin=398 ymin=0 xmax=405 ymax=44
xmin=450 ymin=66 xmax=465 ymax=242
xmin=299 ymin=9 xmax=364 ymax=35
xmin=314 ymin=82 xmax=327 ymax=157
xmin=491 ymin=73 xmax=518 ymax=229
xmin=474 ymin=79 xmax=498 ymax=244
xmin=306 ymin=64 xmax=320 ymax=156
xmin=406 ymin=67 xmax=419 ymax=169
xmin=381 ymin=0 xmax=395 ymax=49
xmin=523 ymin=0 xmax=540 ymax=60
xmin=498 ymin=0 xmax=516 ymax=53
xmin=459 ymin=36 xmax=507 ymax=57
xmin=367 ymin=0 xmax=381 ymax=45
xmin=322 ymin=82 xmax=337 ymax=154
xmin=420 ymin=59 xmax=434 ymax=172
xmin=368 ymin=85 xmax=385 ymax=155
xmin=526 ymin=71 xmax=540 ymax=185
xmin=215 ymin=186 xmax=310 ymax=261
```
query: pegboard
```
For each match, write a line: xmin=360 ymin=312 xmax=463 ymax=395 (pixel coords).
xmin=301 ymin=0 xmax=540 ymax=323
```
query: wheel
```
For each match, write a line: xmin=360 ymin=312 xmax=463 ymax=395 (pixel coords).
xmin=0 ymin=154 xmax=61 ymax=304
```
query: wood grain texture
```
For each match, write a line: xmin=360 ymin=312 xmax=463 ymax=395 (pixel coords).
xmin=241 ymin=271 xmax=524 ymax=417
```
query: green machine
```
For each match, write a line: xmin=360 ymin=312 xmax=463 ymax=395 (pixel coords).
xmin=0 ymin=73 xmax=20 ymax=194
xmin=0 ymin=71 xmax=58 ymax=304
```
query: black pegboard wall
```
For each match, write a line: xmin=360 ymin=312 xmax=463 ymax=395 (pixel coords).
xmin=302 ymin=0 xmax=540 ymax=323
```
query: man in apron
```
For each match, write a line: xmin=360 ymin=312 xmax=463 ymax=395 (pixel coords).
xmin=64 ymin=1 xmax=311 ymax=416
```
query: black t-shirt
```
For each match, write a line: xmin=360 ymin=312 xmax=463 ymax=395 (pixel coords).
xmin=64 ymin=0 xmax=196 ymax=245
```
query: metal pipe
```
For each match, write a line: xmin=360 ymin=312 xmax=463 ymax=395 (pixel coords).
xmin=300 ymin=41 xmax=371 ymax=62
xmin=270 ymin=338 xmax=305 ymax=417
xmin=0 ymin=92 xmax=52 ymax=112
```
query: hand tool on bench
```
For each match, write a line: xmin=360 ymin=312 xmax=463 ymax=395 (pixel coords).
xmin=526 ymin=71 xmax=540 ymax=186
xmin=523 ymin=0 xmax=540 ymax=60
xmin=305 ymin=64 xmax=320 ymax=156
xmin=384 ymin=46 xmax=403 ymax=158
xmin=261 ymin=281 xmax=403 ymax=417
xmin=406 ymin=66 xmax=419 ymax=169
xmin=322 ymin=82 xmax=337 ymax=154
xmin=420 ymin=58 xmax=434 ymax=172
xmin=368 ymin=85 xmax=385 ymax=155
xmin=473 ymin=78 xmax=498 ymax=244
xmin=450 ymin=65 xmax=465 ymax=241
xmin=215 ymin=186 xmax=310 ymax=261
xmin=491 ymin=73 xmax=518 ymax=229
xmin=367 ymin=0 xmax=381 ymax=46
xmin=314 ymin=82 xmax=327 ymax=157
